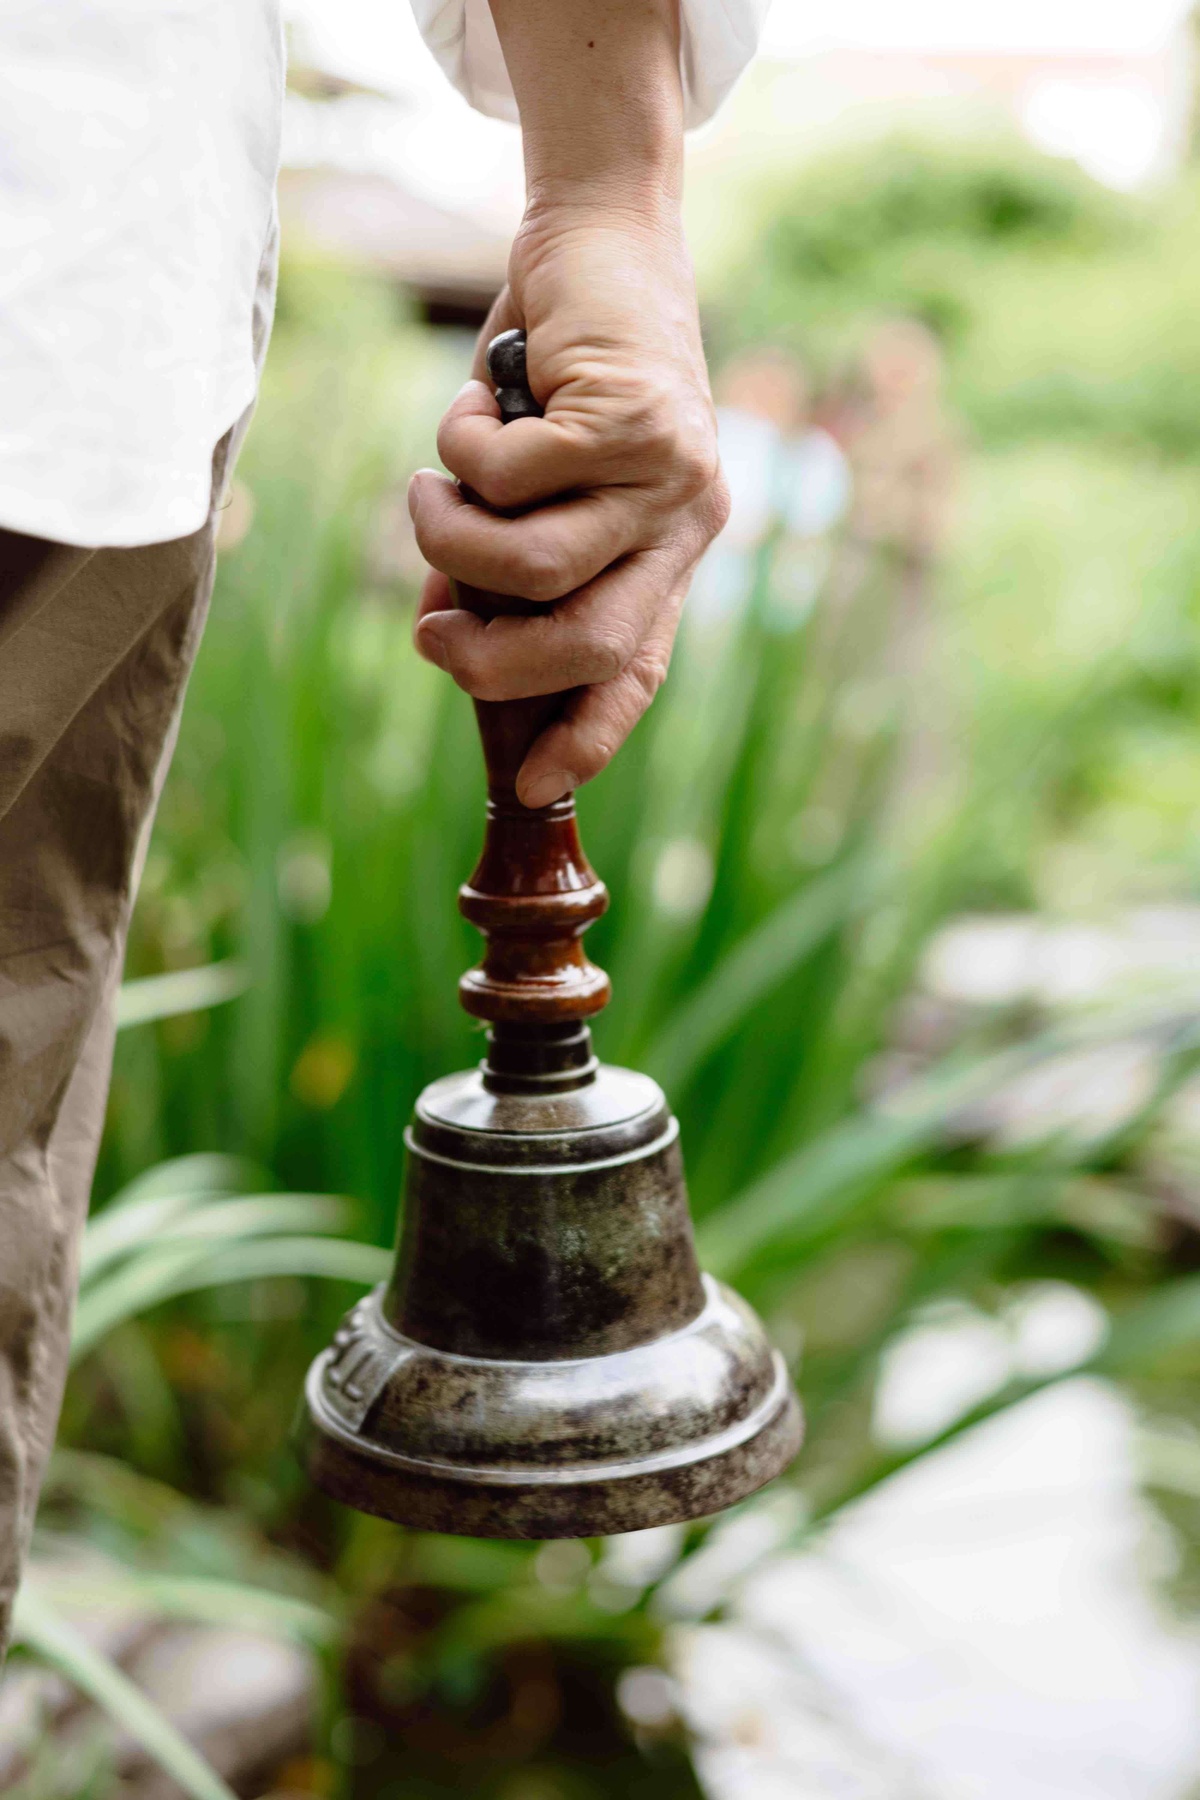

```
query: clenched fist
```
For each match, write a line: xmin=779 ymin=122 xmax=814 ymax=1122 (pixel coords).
xmin=411 ymin=205 xmax=729 ymax=809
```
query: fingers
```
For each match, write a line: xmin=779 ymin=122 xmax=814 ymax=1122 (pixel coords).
xmin=516 ymin=596 xmax=685 ymax=807
xmin=415 ymin=566 xmax=452 ymax=626
xmin=411 ymin=282 xmax=720 ymax=804
xmin=414 ymin=550 xmax=675 ymax=699
xmin=436 ymin=372 xmax=719 ymax=514
xmin=409 ymin=467 xmax=649 ymax=604
xmin=413 ymin=566 xmax=688 ymax=808
xmin=436 ymin=380 xmax=629 ymax=512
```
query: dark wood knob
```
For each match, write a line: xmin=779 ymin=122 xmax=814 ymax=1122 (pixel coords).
xmin=451 ymin=331 xmax=610 ymax=1026
xmin=487 ymin=328 xmax=544 ymax=425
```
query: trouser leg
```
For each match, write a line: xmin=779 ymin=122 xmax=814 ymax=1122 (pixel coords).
xmin=0 ymin=491 xmax=223 ymax=1652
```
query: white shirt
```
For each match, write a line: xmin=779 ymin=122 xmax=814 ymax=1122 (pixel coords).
xmin=0 ymin=0 xmax=767 ymax=551
xmin=412 ymin=0 xmax=770 ymax=129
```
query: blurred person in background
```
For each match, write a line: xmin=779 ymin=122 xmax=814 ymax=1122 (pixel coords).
xmin=843 ymin=316 xmax=960 ymax=584
xmin=825 ymin=317 xmax=961 ymax=666
xmin=833 ymin=316 xmax=963 ymax=806
xmin=0 ymin=0 xmax=766 ymax=1653
xmin=689 ymin=345 xmax=851 ymax=629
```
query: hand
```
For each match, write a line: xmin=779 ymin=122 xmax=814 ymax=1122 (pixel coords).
xmin=410 ymin=204 xmax=729 ymax=809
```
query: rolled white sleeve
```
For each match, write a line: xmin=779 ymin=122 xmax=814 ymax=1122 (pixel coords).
xmin=410 ymin=0 xmax=769 ymax=129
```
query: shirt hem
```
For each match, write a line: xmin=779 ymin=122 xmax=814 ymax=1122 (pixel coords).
xmin=0 ymin=380 xmax=257 ymax=552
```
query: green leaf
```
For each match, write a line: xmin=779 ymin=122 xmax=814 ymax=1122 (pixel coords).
xmin=108 ymin=1154 xmax=253 ymax=1206
xmin=1097 ymin=1274 xmax=1200 ymax=1375
xmin=697 ymin=1035 xmax=1074 ymax=1278
xmin=645 ymin=857 xmax=872 ymax=1096
xmin=44 ymin=1449 xmax=210 ymax=1532
xmin=11 ymin=1586 xmax=238 ymax=1800
xmin=177 ymin=1235 xmax=391 ymax=1294
xmin=83 ymin=1156 xmax=254 ymax=1281
xmin=117 ymin=962 xmax=250 ymax=1030
xmin=697 ymin=1107 xmax=934 ymax=1278
xmin=1137 ymin=1426 xmax=1200 ymax=1499
xmin=72 ymin=1236 xmax=390 ymax=1361
xmin=82 ymin=1191 xmax=215 ymax=1285
xmin=27 ymin=1567 xmax=337 ymax=1648
xmin=82 ymin=1193 xmax=353 ymax=1287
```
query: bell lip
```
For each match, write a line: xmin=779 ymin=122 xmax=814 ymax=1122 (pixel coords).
xmin=296 ymin=1383 xmax=802 ymax=1539
xmin=303 ymin=1337 xmax=794 ymax=1488
xmin=297 ymin=1272 xmax=804 ymax=1536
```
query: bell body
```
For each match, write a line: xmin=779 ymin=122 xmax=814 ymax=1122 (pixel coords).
xmin=299 ymin=1029 xmax=801 ymax=1537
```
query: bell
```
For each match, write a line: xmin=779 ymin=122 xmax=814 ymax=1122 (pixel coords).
xmin=297 ymin=332 xmax=801 ymax=1538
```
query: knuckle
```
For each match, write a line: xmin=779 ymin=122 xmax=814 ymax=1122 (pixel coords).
xmin=630 ymin=649 xmax=670 ymax=708
xmin=583 ymin=618 xmax=639 ymax=685
xmin=626 ymin=385 xmax=679 ymax=462
xmin=622 ymin=384 xmax=720 ymax=504
xmin=674 ymin=436 xmax=720 ymax=503
xmin=467 ymin=668 xmax=511 ymax=702
xmin=473 ymin=462 xmax=524 ymax=512
xmin=449 ymin=646 xmax=502 ymax=701
xmin=704 ymin=470 xmax=732 ymax=539
xmin=434 ymin=633 xmax=476 ymax=685
xmin=514 ymin=539 xmax=570 ymax=602
xmin=580 ymin=734 xmax=618 ymax=781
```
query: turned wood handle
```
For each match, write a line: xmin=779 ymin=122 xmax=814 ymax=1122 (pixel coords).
xmin=451 ymin=330 xmax=610 ymax=1027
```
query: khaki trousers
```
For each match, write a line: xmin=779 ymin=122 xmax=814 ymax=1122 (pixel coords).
xmin=0 ymin=437 xmax=236 ymax=1653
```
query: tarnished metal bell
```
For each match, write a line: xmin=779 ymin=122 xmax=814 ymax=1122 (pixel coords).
xmin=297 ymin=331 xmax=801 ymax=1537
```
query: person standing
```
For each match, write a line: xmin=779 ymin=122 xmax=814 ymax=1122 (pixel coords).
xmin=690 ymin=346 xmax=851 ymax=629
xmin=0 ymin=0 xmax=765 ymax=1650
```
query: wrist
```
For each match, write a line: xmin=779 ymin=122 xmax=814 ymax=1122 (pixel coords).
xmin=521 ymin=171 xmax=682 ymax=242
xmin=520 ymin=101 xmax=683 ymax=220
xmin=488 ymin=0 xmax=684 ymax=222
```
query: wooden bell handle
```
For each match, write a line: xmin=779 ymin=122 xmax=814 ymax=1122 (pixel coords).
xmin=451 ymin=330 xmax=611 ymax=1027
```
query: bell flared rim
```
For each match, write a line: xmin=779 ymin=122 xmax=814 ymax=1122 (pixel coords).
xmin=297 ymin=1277 xmax=802 ymax=1538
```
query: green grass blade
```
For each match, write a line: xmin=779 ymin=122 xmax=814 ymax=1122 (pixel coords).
xmin=178 ymin=1236 xmax=391 ymax=1293
xmin=152 ymin=1194 xmax=353 ymax=1247
xmin=697 ymin=1034 xmax=1076 ymax=1278
xmin=644 ymin=856 xmax=873 ymax=1097
xmin=82 ymin=1193 xmax=352 ymax=1286
xmin=116 ymin=962 xmax=250 ymax=1030
xmin=11 ymin=1586 xmax=238 ymax=1800
xmin=27 ymin=1567 xmax=337 ymax=1647
xmin=82 ymin=1192 xmax=215 ymax=1285
xmin=108 ymin=1155 xmax=252 ymax=1206
xmin=697 ymin=1107 xmax=938 ymax=1278
xmin=1097 ymin=1274 xmax=1200 ymax=1375
xmin=72 ymin=1237 xmax=390 ymax=1361
xmin=83 ymin=1156 xmax=258 ymax=1282
xmin=75 ymin=1241 xmax=248 ymax=1361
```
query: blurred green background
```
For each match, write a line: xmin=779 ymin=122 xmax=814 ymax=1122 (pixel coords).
xmin=15 ymin=128 xmax=1200 ymax=1800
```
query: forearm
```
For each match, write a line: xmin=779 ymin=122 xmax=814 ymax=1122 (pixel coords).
xmin=488 ymin=0 xmax=683 ymax=220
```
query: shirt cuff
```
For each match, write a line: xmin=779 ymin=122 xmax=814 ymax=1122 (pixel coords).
xmin=410 ymin=0 xmax=768 ymax=131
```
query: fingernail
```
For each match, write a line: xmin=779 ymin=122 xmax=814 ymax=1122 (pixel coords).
xmin=523 ymin=770 xmax=576 ymax=809
xmin=417 ymin=620 xmax=449 ymax=671
xmin=407 ymin=471 xmax=428 ymax=519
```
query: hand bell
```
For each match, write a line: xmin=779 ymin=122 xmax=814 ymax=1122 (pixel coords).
xmin=297 ymin=329 xmax=801 ymax=1537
